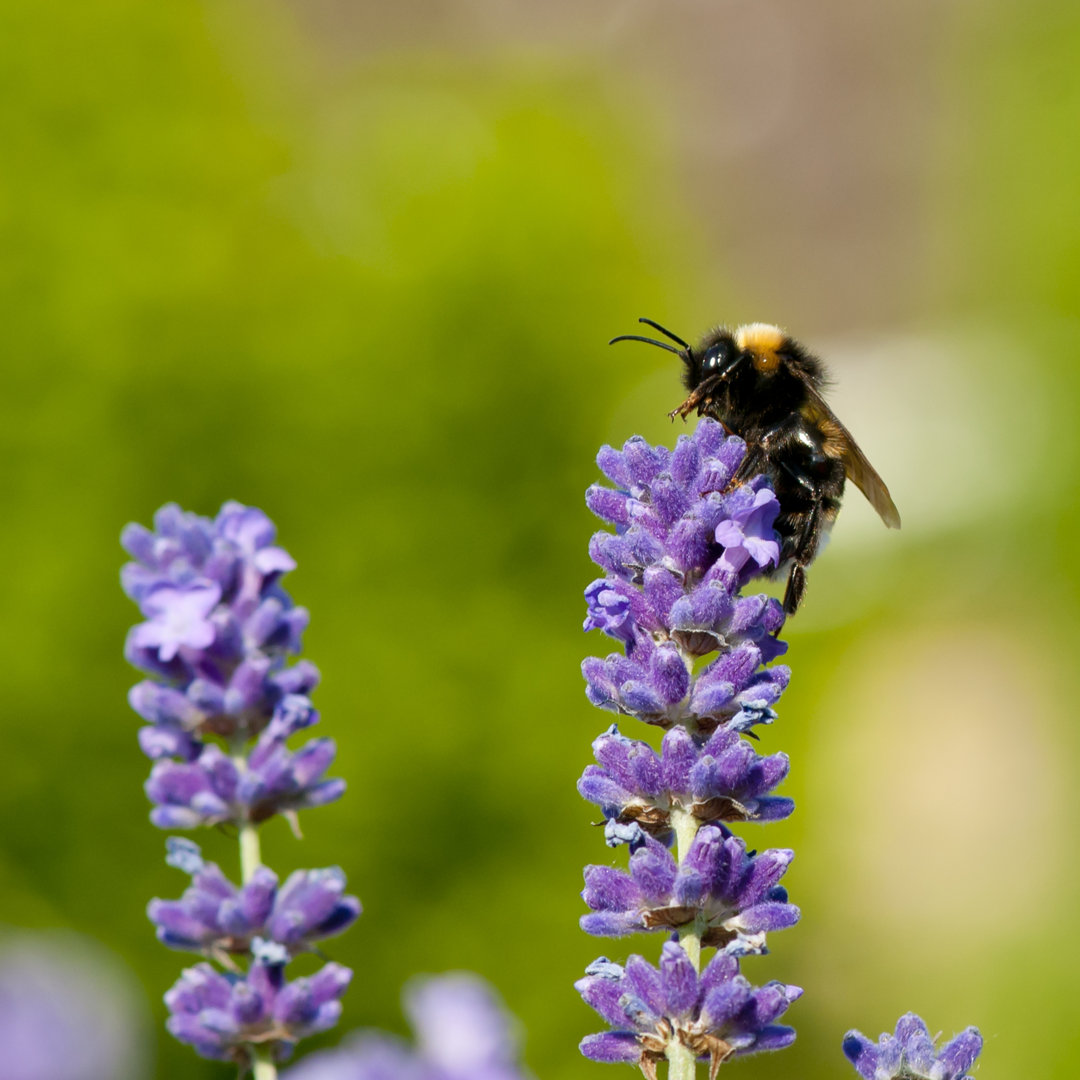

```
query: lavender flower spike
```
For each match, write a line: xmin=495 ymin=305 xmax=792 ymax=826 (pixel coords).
xmin=577 ymin=421 xmax=800 ymax=1080
xmin=843 ymin=1013 xmax=983 ymax=1080
xmin=124 ymin=502 xmax=358 ymax=1078
xmin=123 ymin=501 xmax=340 ymax=830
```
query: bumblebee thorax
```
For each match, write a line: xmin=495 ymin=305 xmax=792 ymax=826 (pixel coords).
xmin=735 ymin=323 xmax=786 ymax=373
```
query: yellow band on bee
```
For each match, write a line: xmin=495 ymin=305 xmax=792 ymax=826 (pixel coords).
xmin=735 ymin=323 xmax=786 ymax=372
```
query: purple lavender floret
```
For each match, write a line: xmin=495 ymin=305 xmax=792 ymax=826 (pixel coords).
xmin=144 ymin=731 xmax=344 ymax=829
xmin=580 ymin=826 xmax=798 ymax=953
xmin=122 ymin=501 xmax=318 ymax=749
xmin=123 ymin=504 xmax=342 ymax=826
xmin=582 ymin=422 xmax=789 ymax=741
xmin=842 ymin=1013 xmax=983 ymax=1080
xmin=578 ymin=725 xmax=794 ymax=842
xmin=165 ymin=951 xmax=351 ymax=1064
xmin=281 ymin=973 xmax=533 ymax=1080
xmin=148 ymin=839 xmax=361 ymax=959
xmin=585 ymin=422 xmax=784 ymax=621
xmin=582 ymin=635 xmax=788 ymax=731
xmin=576 ymin=941 xmax=801 ymax=1080
xmin=713 ymin=486 xmax=781 ymax=578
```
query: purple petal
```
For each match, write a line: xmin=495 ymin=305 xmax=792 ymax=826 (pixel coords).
xmin=622 ymin=955 xmax=665 ymax=1020
xmin=580 ymin=1032 xmax=642 ymax=1064
xmin=842 ymin=1031 xmax=881 ymax=1079
xmin=649 ymin=644 xmax=689 ymax=706
xmin=582 ymin=865 xmax=643 ymax=913
xmin=937 ymin=1027 xmax=983 ymax=1077
xmin=628 ymin=841 xmax=677 ymax=904
xmin=659 ymin=942 xmax=698 ymax=1018
xmin=660 ymin=727 xmax=699 ymax=792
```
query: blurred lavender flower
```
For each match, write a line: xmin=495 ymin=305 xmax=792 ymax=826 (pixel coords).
xmin=576 ymin=942 xmax=800 ymax=1080
xmin=281 ymin=974 xmax=532 ymax=1080
xmin=843 ymin=1013 xmax=983 ymax=1080
xmin=123 ymin=502 xmax=357 ymax=1074
xmin=0 ymin=933 xmax=149 ymax=1080
xmin=577 ymin=421 xmax=800 ymax=1079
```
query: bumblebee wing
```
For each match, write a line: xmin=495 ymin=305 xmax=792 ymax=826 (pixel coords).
xmin=802 ymin=384 xmax=902 ymax=529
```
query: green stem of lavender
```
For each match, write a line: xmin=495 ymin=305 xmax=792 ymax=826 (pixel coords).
xmin=667 ymin=804 xmax=704 ymax=1080
xmin=238 ymin=822 xmax=262 ymax=886
xmin=232 ymin=747 xmax=278 ymax=1080
xmin=251 ymin=1046 xmax=277 ymax=1080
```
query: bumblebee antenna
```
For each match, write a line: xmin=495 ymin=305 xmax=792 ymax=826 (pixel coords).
xmin=637 ymin=318 xmax=691 ymax=350
xmin=608 ymin=334 xmax=683 ymax=355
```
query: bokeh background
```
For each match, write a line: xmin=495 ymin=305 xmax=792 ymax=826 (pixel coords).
xmin=3 ymin=0 xmax=1079 ymax=1076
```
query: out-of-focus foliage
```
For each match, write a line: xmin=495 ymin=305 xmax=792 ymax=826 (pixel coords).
xmin=2 ymin=1 xmax=1079 ymax=1078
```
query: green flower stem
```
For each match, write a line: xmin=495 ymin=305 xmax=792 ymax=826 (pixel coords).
xmin=251 ymin=1045 xmax=277 ymax=1080
xmin=230 ymin=743 xmax=263 ymax=886
xmin=232 ymin=747 xmax=277 ymax=1080
xmin=666 ymin=1040 xmax=699 ymax=1080
xmin=238 ymin=822 xmax=262 ymax=886
xmin=667 ymin=805 xmax=704 ymax=1078
xmin=671 ymin=806 xmax=703 ymax=969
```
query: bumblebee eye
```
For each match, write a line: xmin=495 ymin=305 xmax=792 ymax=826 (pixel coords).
xmin=702 ymin=343 xmax=734 ymax=376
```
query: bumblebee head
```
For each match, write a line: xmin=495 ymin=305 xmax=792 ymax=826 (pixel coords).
xmin=609 ymin=317 xmax=789 ymax=390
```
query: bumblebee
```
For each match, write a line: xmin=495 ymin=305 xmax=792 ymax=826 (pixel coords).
xmin=611 ymin=318 xmax=901 ymax=614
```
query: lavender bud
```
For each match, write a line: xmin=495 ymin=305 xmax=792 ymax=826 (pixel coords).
xmin=842 ymin=1013 xmax=983 ymax=1080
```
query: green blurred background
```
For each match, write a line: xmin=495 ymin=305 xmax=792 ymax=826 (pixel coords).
xmin=2 ymin=0 xmax=1079 ymax=1076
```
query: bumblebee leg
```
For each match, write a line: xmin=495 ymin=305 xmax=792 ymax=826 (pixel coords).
xmin=778 ymin=457 xmax=817 ymax=494
xmin=669 ymin=390 xmax=709 ymax=421
xmin=726 ymin=443 xmax=769 ymax=490
xmin=670 ymin=354 xmax=751 ymax=421
xmin=780 ymin=495 xmax=840 ymax=615
xmin=728 ymin=418 xmax=790 ymax=489
xmin=783 ymin=563 xmax=808 ymax=615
